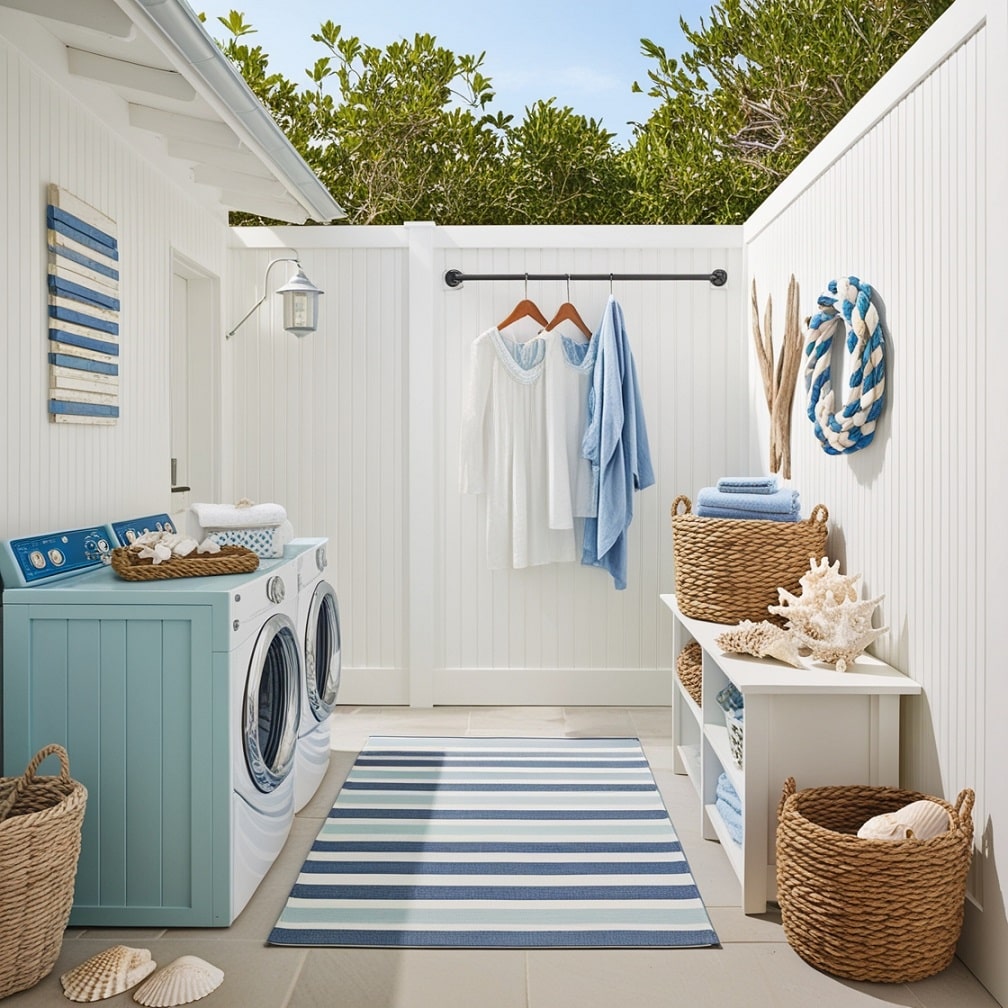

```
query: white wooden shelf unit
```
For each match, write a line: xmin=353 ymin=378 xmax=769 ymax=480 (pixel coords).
xmin=661 ymin=593 xmax=922 ymax=914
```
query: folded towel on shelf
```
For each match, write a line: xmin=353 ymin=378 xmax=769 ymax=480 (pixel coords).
xmin=716 ymin=475 xmax=779 ymax=494
xmin=191 ymin=500 xmax=287 ymax=530
xmin=695 ymin=486 xmax=800 ymax=522
xmin=715 ymin=797 xmax=743 ymax=845
xmin=716 ymin=772 xmax=742 ymax=815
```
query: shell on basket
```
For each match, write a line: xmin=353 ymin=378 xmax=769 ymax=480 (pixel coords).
xmin=715 ymin=620 xmax=803 ymax=668
xmin=60 ymin=945 xmax=156 ymax=1002
xmin=133 ymin=955 xmax=224 ymax=1007
xmin=768 ymin=557 xmax=888 ymax=672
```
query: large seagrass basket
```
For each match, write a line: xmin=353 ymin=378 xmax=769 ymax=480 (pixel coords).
xmin=776 ymin=777 xmax=974 ymax=983
xmin=670 ymin=495 xmax=828 ymax=624
xmin=0 ymin=745 xmax=88 ymax=999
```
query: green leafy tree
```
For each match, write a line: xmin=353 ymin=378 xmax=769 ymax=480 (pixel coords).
xmin=626 ymin=0 xmax=954 ymax=224
xmin=209 ymin=2 xmax=952 ymax=226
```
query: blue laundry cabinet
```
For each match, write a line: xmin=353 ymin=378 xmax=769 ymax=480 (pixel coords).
xmin=2 ymin=599 xmax=231 ymax=927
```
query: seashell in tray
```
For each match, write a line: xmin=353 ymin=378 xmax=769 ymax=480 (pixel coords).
xmin=715 ymin=620 xmax=803 ymax=667
xmin=769 ymin=557 xmax=888 ymax=672
xmin=60 ymin=945 xmax=156 ymax=1002
xmin=132 ymin=955 xmax=224 ymax=1007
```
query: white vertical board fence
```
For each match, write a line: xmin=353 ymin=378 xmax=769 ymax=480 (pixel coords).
xmin=230 ymin=226 xmax=743 ymax=706
xmin=744 ymin=1 xmax=1006 ymax=998
xmin=0 ymin=27 xmax=228 ymax=537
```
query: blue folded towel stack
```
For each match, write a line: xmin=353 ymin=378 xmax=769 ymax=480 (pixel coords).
xmin=696 ymin=485 xmax=801 ymax=522
xmin=716 ymin=475 xmax=779 ymax=494
xmin=715 ymin=772 xmax=743 ymax=845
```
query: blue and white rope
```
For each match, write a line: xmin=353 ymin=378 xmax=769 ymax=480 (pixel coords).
xmin=803 ymin=277 xmax=886 ymax=455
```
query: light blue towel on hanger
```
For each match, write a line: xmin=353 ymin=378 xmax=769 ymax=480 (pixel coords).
xmin=581 ymin=296 xmax=655 ymax=590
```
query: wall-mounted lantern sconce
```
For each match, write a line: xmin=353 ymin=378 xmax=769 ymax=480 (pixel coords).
xmin=227 ymin=255 xmax=324 ymax=339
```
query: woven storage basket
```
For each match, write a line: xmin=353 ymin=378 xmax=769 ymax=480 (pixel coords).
xmin=110 ymin=544 xmax=259 ymax=581
xmin=0 ymin=745 xmax=87 ymax=999
xmin=776 ymin=776 xmax=974 ymax=983
xmin=675 ymin=641 xmax=703 ymax=706
xmin=670 ymin=495 xmax=829 ymax=624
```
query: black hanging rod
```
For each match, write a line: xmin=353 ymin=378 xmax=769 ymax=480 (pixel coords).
xmin=444 ymin=268 xmax=728 ymax=288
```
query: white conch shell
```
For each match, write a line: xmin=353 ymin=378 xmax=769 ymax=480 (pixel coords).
xmin=857 ymin=799 xmax=951 ymax=841
xmin=768 ymin=557 xmax=888 ymax=672
xmin=60 ymin=945 xmax=156 ymax=1002
xmin=715 ymin=620 xmax=803 ymax=667
xmin=171 ymin=537 xmax=198 ymax=557
xmin=132 ymin=955 xmax=224 ymax=1007
xmin=196 ymin=537 xmax=220 ymax=555
xmin=152 ymin=543 xmax=173 ymax=565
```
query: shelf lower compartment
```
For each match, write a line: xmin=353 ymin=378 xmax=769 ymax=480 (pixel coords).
xmin=704 ymin=802 xmax=743 ymax=880
xmin=677 ymin=743 xmax=701 ymax=793
xmin=706 ymin=723 xmax=744 ymax=798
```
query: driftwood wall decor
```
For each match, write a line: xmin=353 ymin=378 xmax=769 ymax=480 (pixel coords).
xmin=751 ymin=275 xmax=802 ymax=478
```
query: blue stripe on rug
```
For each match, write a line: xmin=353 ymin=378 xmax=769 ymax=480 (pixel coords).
xmin=269 ymin=736 xmax=719 ymax=949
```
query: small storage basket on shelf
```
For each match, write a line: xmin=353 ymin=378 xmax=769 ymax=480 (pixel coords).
xmin=0 ymin=745 xmax=88 ymax=1000
xmin=675 ymin=641 xmax=703 ymax=706
xmin=670 ymin=495 xmax=829 ymax=624
xmin=724 ymin=711 xmax=744 ymax=768
xmin=776 ymin=777 xmax=974 ymax=983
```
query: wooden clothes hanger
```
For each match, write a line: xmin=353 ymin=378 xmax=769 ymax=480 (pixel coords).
xmin=545 ymin=276 xmax=592 ymax=338
xmin=497 ymin=274 xmax=549 ymax=331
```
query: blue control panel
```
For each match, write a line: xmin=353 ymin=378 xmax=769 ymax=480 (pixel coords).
xmin=1 ymin=525 xmax=115 ymax=587
xmin=110 ymin=513 xmax=176 ymax=546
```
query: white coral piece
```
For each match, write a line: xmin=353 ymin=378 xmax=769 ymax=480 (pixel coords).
xmin=769 ymin=557 xmax=888 ymax=672
xmin=715 ymin=620 xmax=803 ymax=667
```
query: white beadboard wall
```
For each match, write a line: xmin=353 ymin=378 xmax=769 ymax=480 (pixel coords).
xmin=744 ymin=1 xmax=1008 ymax=999
xmin=0 ymin=26 xmax=229 ymax=536
xmin=230 ymin=226 xmax=743 ymax=706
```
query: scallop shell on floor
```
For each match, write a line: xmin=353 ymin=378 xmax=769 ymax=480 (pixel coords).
xmin=60 ymin=945 xmax=156 ymax=1002
xmin=132 ymin=956 xmax=224 ymax=1007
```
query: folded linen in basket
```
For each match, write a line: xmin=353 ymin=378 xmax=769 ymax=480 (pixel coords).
xmin=716 ymin=475 xmax=779 ymax=494
xmin=715 ymin=796 xmax=743 ymax=845
xmin=191 ymin=500 xmax=287 ymax=530
xmin=716 ymin=772 xmax=742 ymax=815
xmin=695 ymin=486 xmax=800 ymax=522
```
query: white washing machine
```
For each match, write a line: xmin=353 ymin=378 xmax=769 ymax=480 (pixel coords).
xmin=290 ymin=537 xmax=341 ymax=812
xmin=1 ymin=516 xmax=306 ymax=926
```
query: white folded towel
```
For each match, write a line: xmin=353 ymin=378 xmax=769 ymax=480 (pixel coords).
xmin=191 ymin=500 xmax=287 ymax=530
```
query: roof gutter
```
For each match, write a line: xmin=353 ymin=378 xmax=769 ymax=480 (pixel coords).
xmin=122 ymin=0 xmax=344 ymax=222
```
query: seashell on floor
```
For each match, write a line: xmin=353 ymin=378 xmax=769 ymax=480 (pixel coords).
xmin=59 ymin=945 xmax=156 ymax=1002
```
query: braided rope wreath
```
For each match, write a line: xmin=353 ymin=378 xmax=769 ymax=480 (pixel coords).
xmin=803 ymin=277 xmax=886 ymax=455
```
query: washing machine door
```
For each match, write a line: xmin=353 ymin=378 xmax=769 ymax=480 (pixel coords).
xmin=244 ymin=612 xmax=302 ymax=793
xmin=305 ymin=580 xmax=341 ymax=722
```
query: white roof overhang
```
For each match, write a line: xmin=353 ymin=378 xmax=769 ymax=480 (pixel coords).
xmin=0 ymin=0 xmax=344 ymax=223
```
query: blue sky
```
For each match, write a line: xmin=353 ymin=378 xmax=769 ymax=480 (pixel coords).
xmin=204 ymin=1 xmax=716 ymax=146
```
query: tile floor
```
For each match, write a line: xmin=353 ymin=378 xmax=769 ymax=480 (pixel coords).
xmin=7 ymin=706 xmax=1001 ymax=1008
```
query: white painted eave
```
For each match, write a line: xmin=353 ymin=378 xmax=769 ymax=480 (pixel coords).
xmin=0 ymin=0 xmax=344 ymax=223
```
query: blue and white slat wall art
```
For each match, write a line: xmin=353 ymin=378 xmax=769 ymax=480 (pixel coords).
xmin=46 ymin=184 xmax=120 ymax=424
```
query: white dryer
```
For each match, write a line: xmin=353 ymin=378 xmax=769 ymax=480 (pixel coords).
xmin=289 ymin=537 xmax=341 ymax=811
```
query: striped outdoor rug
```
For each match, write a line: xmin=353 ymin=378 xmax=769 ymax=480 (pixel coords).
xmin=268 ymin=736 xmax=719 ymax=948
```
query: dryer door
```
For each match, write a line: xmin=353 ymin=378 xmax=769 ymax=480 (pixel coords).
xmin=305 ymin=580 xmax=341 ymax=722
xmin=244 ymin=612 xmax=301 ymax=793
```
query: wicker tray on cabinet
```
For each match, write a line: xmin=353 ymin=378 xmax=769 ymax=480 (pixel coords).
xmin=110 ymin=545 xmax=259 ymax=581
